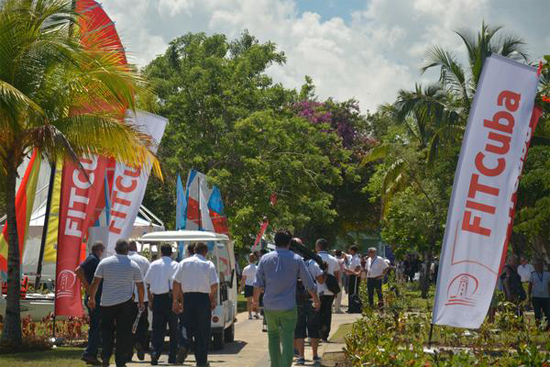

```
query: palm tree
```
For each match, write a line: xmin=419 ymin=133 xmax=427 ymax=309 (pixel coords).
xmin=0 ymin=0 xmax=159 ymax=344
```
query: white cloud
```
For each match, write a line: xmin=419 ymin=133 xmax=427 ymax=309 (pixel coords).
xmin=101 ymin=0 xmax=549 ymax=112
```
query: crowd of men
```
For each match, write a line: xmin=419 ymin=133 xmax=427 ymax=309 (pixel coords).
xmin=246 ymin=231 xmax=389 ymax=367
xmin=76 ymin=239 xmax=218 ymax=367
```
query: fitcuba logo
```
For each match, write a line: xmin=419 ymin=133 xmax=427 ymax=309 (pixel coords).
xmin=57 ymin=269 xmax=77 ymax=298
xmin=445 ymin=273 xmax=479 ymax=307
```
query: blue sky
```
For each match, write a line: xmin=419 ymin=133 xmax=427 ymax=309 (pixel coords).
xmin=102 ymin=0 xmax=549 ymax=111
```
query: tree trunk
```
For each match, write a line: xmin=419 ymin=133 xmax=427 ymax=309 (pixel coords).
xmin=1 ymin=169 xmax=22 ymax=344
xmin=420 ymin=251 xmax=431 ymax=299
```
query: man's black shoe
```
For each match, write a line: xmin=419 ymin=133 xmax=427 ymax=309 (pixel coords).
xmin=135 ymin=342 xmax=145 ymax=361
xmin=150 ymin=353 xmax=159 ymax=366
xmin=81 ymin=355 xmax=102 ymax=365
xmin=168 ymin=357 xmax=177 ymax=365
xmin=176 ymin=346 xmax=189 ymax=364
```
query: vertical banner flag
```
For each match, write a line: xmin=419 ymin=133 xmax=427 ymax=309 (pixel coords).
xmin=55 ymin=155 xmax=109 ymax=316
xmin=176 ymin=175 xmax=187 ymax=230
xmin=433 ymin=55 xmax=541 ymax=329
xmin=43 ymin=158 xmax=64 ymax=264
xmin=0 ymin=150 xmax=42 ymax=280
xmin=105 ymin=111 xmax=167 ymax=254
xmin=184 ymin=169 xmax=229 ymax=234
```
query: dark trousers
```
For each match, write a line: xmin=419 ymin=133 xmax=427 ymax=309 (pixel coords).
xmin=181 ymin=293 xmax=211 ymax=365
xmin=348 ymin=275 xmax=360 ymax=299
xmin=367 ymin=278 xmax=383 ymax=308
xmin=319 ymin=295 xmax=334 ymax=340
xmin=83 ymin=296 xmax=101 ymax=358
xmin=532 ymin=297 xmax=550 ymax=326
xmin=151 ymin=294 xmax=179 ymax=360
xmin=101 ymin=299 xmax=134 ymax=367
xmin=130 ymin=301 xmax=149 ymax=352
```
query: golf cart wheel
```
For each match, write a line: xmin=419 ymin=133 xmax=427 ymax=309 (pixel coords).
xmin=213 ymin=330 xmax=224 ymax=350
xmin=224 ymin=323 xmax=235 ymax=343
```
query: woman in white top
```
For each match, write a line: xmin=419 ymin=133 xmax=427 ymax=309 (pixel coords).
xmin=240 ymin=253 xmax=260 ymax=319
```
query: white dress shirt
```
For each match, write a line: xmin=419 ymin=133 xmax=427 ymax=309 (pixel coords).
xmin=366 ymin=255 xmax=389 ymax=278
xmin=129 ymin=251 xmax=150 ymax=302
xmin=348 ymin=254 xmax=362 ymax=271
xmin=144 ymin=256 xmax=179 ymax=295
xmin=173 ymin=254 xmax=219 ymax=294
xmin=242 ymin=263 xmax=258 ymax=286
xmin=317 ymin=251 xmax=339 ymax=296
xmin=518 ymin=263 xmax=535 ymax=283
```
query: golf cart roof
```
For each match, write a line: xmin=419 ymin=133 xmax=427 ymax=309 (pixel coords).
xmin=138 ymin=230 xmax=230 ymax=243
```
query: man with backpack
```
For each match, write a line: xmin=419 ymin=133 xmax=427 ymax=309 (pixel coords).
xmin=293 ymin=238 xmax=325 ymax=366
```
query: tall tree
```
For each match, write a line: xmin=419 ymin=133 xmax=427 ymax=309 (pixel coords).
xmin=0 ymin=0 xmax=155 ymax=344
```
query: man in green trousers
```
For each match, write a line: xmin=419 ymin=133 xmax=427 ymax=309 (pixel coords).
xmin=253 ymin=231 xmax=321 ymax=367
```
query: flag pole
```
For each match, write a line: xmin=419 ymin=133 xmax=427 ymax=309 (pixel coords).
xmin=35 ymin=163 xmax=55 ymax=289
xmin=428 ymin=323 xmax=434 ymax=348
xmin=198 ymin=176 xmax=202 ymax=230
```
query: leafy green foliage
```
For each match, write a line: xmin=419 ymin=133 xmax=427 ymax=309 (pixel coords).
xmin=142 ymin=32 xmax=376 ymax=248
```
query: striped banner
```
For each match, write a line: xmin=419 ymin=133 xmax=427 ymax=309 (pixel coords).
xmin=0 ymin=150 xmax=42 ymax=280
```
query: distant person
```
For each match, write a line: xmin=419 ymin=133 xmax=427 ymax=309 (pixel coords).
xmin=365 ymin=247 xmax=389 ymax=308
xmin=333 ymin=250 xmax=345 ymax=314
xmin=75 ymin=241 xmax=105 ymax=365
xmin=344 ymin=245 xmax=362 ymax=313
xmin=315 ymin=239 xmax=340 ymax=341
xmin=528 ymin=260 xmax=550 ymax=329
xmin=253 ymin=230 xmax=320 ymax=367
xmin=240 ymin=253 xmax=260 ymax=319
xmin=145 ymin=243 xmax=179 ymax=365
xmin=293 ymin=238 xmax=324 ymax=366
xmin=172 ymin=242 xmax=219 ymax=367
xmin=500 ymin=254 xmax=526 ymax=315
xmin=518 ymin=256 xmax=535 ymax=284
xmin=88 ymin=239 xmax=145 ymax=367
xmin=128 ymin=240 xmax=150 ymax=361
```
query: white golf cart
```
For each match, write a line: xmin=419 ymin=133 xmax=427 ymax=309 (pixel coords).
xmin=138 ymin=230 xmax=237 ymax=350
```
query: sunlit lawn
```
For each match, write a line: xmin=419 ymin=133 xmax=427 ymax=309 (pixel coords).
xmin=0 ymin=347 xmax=82 ymax=367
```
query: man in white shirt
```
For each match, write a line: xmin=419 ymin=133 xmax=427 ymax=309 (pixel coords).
xmin=333 ymin=250 xmax=345 ymax=314
xmin=240 ymin=253 xmax=260 ymax=319
xmin=344 ymin=245 xmax=362 ymax=313
xmin=88 ymin=239 xmax=145 ymax=367
xmin=315 ymin=238 xmax=340 ymax=341
xmin=172 ymin=242 xmax=219 ymax=367
xmin=144 ymin=243 xmax=179 ymax=365
xmin=366 ymin=247 xmax=389 ymax=309
xmin=518 ymin=256 xmax=535 ymax=283
xmin=128 ymin=240 xmax=150 ymax=361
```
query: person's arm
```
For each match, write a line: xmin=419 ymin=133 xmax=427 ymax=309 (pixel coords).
xmin=252 ymin=261 xmax=265 ymax=313
xmin=87 ymin=277 xmax=102 ymax=309
xmin=210 ymin=283 xmax=219 ymax=310
xmin=75 ymin=266 xmax=89 ymax=294
xmin=136 ymin=282 xmax=145 ymax=310
xmin=147 ymin=285 xmax=154 ymax=310
xmin=172 ymin=280 xmax=183 ymax=314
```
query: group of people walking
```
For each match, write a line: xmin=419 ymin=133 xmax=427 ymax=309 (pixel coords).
xmin=244 ymin=231 xmax=389 ymax=367
xmin=76 ymin=239 xmax=218 ymax=367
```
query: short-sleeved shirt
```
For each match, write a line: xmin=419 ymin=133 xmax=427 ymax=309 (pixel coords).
xmin=306 ymin=259 xmax=323 ymax=292
xmin=79 ymin=253 xmax=102 ymax=300
xmin=242 ymin=264 xmax=258 ymax=286
xmin=518 ymin=264 xmax=535 ymax=283
xmin=530 ymin=271 xmax=550 ymax=298
xmin=129 ymin=251 xmax=150 ymax=302
xmin=94 ymin=254 xmax=143 ymax=307
xmin=144 ymin=256 xmax=179 ymax=295
xmin=367 ymin=256 xmax=389 ymax=278
xmin=254 ymin=248 xmax=316 ymax=311
xmin=348 ymin=255 xmax=362 ymax=271
xmin=317 ymin=251 xmax=339 ymax=296
xmin=173 ymin=254 xmax=219 ymax=294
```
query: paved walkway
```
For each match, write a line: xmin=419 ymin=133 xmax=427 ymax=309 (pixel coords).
xmin=128 ymin=300 xmax=359 ymax=367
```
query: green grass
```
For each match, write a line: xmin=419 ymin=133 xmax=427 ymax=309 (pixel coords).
xmin=237 ymin=293 xmax=248 ymax=313
xmin=330 ymin=323 xmax=353 ymax=344
xmin=0 ymin=347 xmax=82 ymax=367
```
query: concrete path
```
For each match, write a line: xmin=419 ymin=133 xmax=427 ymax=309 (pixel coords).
xmin=127 ymin=301 xmax=359 ymax=367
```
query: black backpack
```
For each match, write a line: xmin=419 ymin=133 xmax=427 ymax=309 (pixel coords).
xmin=325 ymin=273 xmax=341 ymax=295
